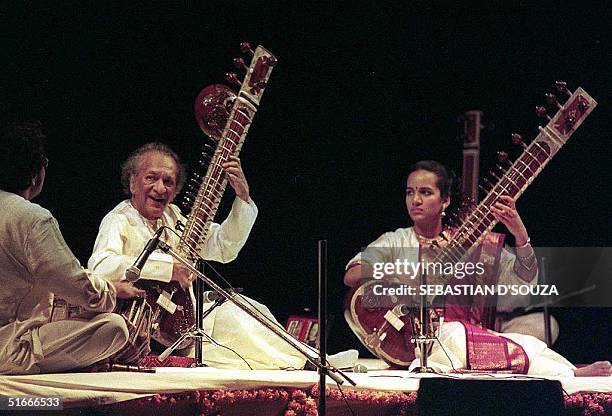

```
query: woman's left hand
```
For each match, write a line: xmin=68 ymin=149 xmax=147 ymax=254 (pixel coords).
xmin=490 ymin=195 xmax=529 ymax=246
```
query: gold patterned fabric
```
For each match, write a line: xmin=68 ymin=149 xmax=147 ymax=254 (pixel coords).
xmin=463 ymin=322 xmax=528 ymax=373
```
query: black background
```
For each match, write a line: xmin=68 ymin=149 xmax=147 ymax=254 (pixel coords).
xmin=2 ymin=2 xmax=610 ymax=363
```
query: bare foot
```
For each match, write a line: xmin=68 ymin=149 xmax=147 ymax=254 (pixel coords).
xmin=574 ymin=361 xmax=612 ymax=377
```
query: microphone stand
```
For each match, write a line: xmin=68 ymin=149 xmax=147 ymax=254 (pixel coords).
xmin=157 ymin=240 xmax=356 ymax=386
xmin=157 ymin=261 xmax=228 ymax=364
xmin=411 ymin=268 xmax=436 ymax=373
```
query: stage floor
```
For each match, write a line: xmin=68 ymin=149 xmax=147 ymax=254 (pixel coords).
xmin=0 ymin=359 xmax=611 ymax=413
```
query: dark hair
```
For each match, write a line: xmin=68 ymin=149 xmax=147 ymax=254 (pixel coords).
xmin=407 ymin=160 xmax=455 ymax=199
xmin=407 ymin=160 xmax=462 ymax=224
xmin=120 ymin=142 xmax=186 ymax=196
xmin=0 ymin=122 xmax=47 ymax=193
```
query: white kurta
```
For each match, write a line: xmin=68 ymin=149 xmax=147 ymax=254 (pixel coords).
xmin=0 ymin=190 xmax=127 ymax=374
xmin=88 ymin=198 xmax=260 ymax=283
xmin=347 ymin=227 xmax=535 ymax=303
xmin=346 ymin=227 xmax=574 ymax=376
xmin=88 ymin=197 xmax=306 ymax=370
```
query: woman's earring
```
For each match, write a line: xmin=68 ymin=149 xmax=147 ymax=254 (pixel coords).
xmin=441 ymin=210 xmax=446 ymax=217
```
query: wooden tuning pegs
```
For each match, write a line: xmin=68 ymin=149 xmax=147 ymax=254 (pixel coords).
xmin=263 ymin=55 xmax=278 ymax=67
xmin=240 ymin=42 xmax=254 ymax=56
xmin=545 ymin=93 xmax=562 ymax=109
xmin=233 ymin=57 xmax=248 ymax=70
xmin=446 ymin=212 xmax=459 ymax=228
xmin=535 ymin=106 xmax=551 ymax=121
xmin=511 ymin=133 xmax=528 ymax=149
xmin=226 ymin=72 xmax=242 ymax=88
xmin=496 ymin=151 xmax=510 ymax=165
xmin=555 ymin=81 xmax=572 ymax=97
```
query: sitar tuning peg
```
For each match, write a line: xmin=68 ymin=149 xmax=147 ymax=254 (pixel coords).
xmin=226 ymin=72 xmax=242 ymax=88
xmin=545 ymin=93 xmax=562 ymax=109
xmin=446 ymin=213 xmax=459 ymax=229
xmin=555 ymin=81 xmax=572 ymax=97
xmin=263 ymin=55 xmax=278 ymax=67
xmin=240 ymin=42 xmax=254 ymax=56
xmin=511 ymin=133 xmax=528 ymax=149
xmin=233 ymin=58 xmax=248 ymax=71
xmin=535 ymin=106 xmax=551 ymax=121
xmin=496 ymin=151 xmax=510 ymax=164
xmin=461 ymin=196 xmax=475 ymax=207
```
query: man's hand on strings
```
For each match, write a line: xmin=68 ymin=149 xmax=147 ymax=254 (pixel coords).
xmin=490 ymin=195 xmax=529 ymax=246
xmin=171 ymin=262 xmax=195 ymax=289
xmin=223 ymin=156 xmax=250 ymax=202
xmin=114 ymin=280 xmax=147 ymax=299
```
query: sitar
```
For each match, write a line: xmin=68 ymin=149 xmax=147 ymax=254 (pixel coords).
xmin=346 ymin=82 xmax=597 ymax=367
xmin=136 ymin=43 xmax=277 ymax=349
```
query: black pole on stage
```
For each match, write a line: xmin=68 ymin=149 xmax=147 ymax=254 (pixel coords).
xmin=318 ymin=240 xmax=327 ymax=415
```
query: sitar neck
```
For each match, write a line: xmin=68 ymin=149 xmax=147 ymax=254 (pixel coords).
xmin=176 ymin=44 xmax=276 ymax=261
xmin=436 ymin=85 xmax=596 ymax=265
xmin=177 ymin=99 xmax=256 ymax=260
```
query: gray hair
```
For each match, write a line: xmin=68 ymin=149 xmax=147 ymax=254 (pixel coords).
xmin=120 ymin=142 xmax=186 ymax=196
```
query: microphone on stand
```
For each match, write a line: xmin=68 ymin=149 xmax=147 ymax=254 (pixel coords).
xmin=202 ymin=291 xmax=223 ymax=302
xmin=202 ymin=288 xmax=243 ymax=302
xmin=125 ymin=227 xmax=164 ymax=282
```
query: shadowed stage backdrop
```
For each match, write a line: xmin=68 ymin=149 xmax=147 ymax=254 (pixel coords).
xmin=1 ymin=1 xmax=610 ymax=363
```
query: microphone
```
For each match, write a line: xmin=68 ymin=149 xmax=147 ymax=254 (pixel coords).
xmin=125 ymin=227 xmax=164 ymax=282
xmin=202 ymin=291 xmax=223 ymax=302
xmin=202 ymin=288 xmax=243 ymax=302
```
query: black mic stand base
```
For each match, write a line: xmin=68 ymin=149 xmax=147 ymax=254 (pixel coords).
xmin=156 ymin=241 xmax=355 ymax=386
xmin=157 ymin=295 xmax=227 ymax=364
xmin=410 ymin=336 xmax=437 ymax=373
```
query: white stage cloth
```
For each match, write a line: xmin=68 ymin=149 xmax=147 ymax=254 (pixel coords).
xmin=0 ymin=359 xmax=610 ymax=409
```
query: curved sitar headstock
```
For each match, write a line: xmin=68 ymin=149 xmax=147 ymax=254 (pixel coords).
xmin=196 ymin=42 xmax=277 ymax=141
xmin=229 ymin=42 xmax=277 ymax=106
xmin=440 ymin=81 xmax=597 ymax=261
